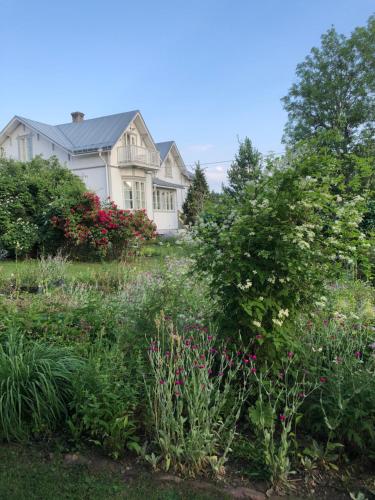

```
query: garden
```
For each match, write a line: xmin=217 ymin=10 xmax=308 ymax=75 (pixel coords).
xmin=0 ymin=15 xmax=374 ymax=500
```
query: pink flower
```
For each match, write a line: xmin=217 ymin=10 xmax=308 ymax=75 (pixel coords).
xmin=207 ymin=335 xmax=213 ymax=341
xmin=251 ymin=367 xmax=257 ymax=374
xmin=319 ymin=377 xmax=327 ymax=383
xmin=175 ymin=379 xmax=184 ymax=386
xmin=218 ymin=371 xmax=224 ymax=377
xmin=355 ymin=351 xmax=362 ymax=359
xmin=243 ymin=358 xmax=249 ymax=364
xmin=279 ymin=414 xmax=286 ymax=422
xmin=250 ymin=354 xmax=257 ymax=361
xmin=287 ymin=351 xmax=294 ymax=359
xmin=159 ymin=379 xmax=165 ymax=385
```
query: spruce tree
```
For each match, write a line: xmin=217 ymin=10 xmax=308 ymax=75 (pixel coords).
xmin=182 ymin=162 xmax=210 ymax=225
xmin=224 ymin=137 xmax=262 ymax=198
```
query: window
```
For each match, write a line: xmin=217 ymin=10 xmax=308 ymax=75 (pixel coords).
xmin=124 ymin=133 xmax=137 ymax=146
xmin=165 ymin=159 xmax=172 ymax=178
xmin=123 ymin=179 xmax=146 ymax=210
xmin=18 ymin=134 xmax=33 ymax=161
xmin=153 ymin=188 xmax=175 ymax=211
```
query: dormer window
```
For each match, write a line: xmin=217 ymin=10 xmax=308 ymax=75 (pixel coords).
xmin=165 ymin=158 xmax=172 ymax=178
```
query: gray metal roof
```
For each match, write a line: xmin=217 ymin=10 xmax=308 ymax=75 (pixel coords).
xmin=57 ymin=111 xmax=138 ymax=152
xmin=15 ymin=111 xmax=139 ymax=154
xmin=155 ymin=141 xmax=174 ymax=162
xmin=16 ymin=116 xmax=74 ymax=151
xmin=153 ymin=178 xmax=186 ymax=189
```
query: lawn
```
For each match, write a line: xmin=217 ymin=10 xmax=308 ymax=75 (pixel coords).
xmin=0 ymin=444 xmax=224 ymax=500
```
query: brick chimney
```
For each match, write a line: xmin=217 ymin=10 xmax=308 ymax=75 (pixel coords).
xmin=71 ymin=111 xmax=85 ymax=123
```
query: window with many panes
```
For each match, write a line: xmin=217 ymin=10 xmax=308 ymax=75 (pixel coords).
xmin=153 ymin=188 xmax=175 ymax=212
xmin=123 ymin=179 xmax=146 ymax=210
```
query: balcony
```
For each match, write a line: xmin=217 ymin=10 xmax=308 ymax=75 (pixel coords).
xmin=117 ymin=145 xmax=160 ymax=169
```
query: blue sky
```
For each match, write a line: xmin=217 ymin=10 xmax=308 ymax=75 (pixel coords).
xmin=0 ymin=0 xmax=373 ymax=190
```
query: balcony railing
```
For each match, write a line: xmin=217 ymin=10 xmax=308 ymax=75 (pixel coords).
xmin=117 ymin=145 xmax=160 ymax=169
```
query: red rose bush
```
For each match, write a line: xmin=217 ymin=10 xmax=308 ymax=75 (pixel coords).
xmin=51 ymin=192 xmax=157 ymax=259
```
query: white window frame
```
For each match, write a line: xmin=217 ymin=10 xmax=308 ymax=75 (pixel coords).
xmin=123 ymin=179 xmax=146 ymax=210
xmin=153 ymin=188 xmax=175 ymax=212
xmin=18 ymin=134 xmax=33 ymax=161
xmin=165 ymin=159 xmax=173 ymax=178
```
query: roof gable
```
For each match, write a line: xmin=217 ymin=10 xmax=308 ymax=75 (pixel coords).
xmin=155 ymin=141 xmax=174 ymax=162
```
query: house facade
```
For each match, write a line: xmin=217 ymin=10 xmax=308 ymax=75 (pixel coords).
xmin=0 ymin=111 xmax=192 ymax=233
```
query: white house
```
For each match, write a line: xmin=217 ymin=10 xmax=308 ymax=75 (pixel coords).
xmin=0 ymin=111 xmax=192 ymax=233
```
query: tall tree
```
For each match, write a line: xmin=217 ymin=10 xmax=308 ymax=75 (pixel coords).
xmin=224 ymin=137 xmax=262 ymax=198
xmin=282 ymin=15 xmax=375 ymax=150
xmin=182 ymin=162 xmax=210 ymax=225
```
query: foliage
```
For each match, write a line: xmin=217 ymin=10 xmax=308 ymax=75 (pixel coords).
xmin=0 ymin=156 xmax=86 ymax=257
xmin=145 ymin=314 xmax=251 ymax=476
xmin=282 ymin=15 xmax=375 ymax=149
xmin=0 ymin=333 xmax=82 ymax=441
xmin=298 ymin=316 xmax=375 ymax=456
xmin=182 ymin=162 xmax=210 ymax=225
xmin=193 ymin=149 xmax=370 ymax=355
xmin=223 ymin=137 xmax=262 ymax=198
xmin=248 ymin=354 xmax=318 ymax=492
xmin=51 ymin=192 xmax=157 ymax=260
xmin=68 ymin=343 xmax=143 ymax=458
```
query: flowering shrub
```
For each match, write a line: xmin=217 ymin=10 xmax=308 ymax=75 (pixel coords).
xmin=145 ymin=314 xmax=251 ymax=476
xmin=193 ymin=152 xmax=370 ymax=356
xmin=51 ymin=192 xmax=157 ymax=259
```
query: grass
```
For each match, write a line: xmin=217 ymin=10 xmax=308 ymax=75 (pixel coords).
xmin=0 ymin=444 xmax=224 ymax=500
xmin=0 ymin=242 xmax=190 ymax=282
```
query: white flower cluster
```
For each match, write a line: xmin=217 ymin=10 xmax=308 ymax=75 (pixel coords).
xmin=238 ymin=279 xmax=252 ymax=290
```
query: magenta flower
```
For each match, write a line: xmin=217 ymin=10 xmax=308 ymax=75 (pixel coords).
xmin=319 ymin=376 xmax=327 ymax=383
xmin=159 ymin=379 xmax=165 ymax=385
xmin=355 ymin=351 xmax=362 ymax=359
xmin=243 ymin=358 xmax=249 ymax=364
xmin=250 ymin=354 xmax=257 ymax=361
xmin=251 ymin=367 xmax=257 ymax=374
xmin=207 ymin=335 xmax=213 ymax=341
xmin=287 ymin=351 xmax=294 ymax=359
xmin=279 ymin=414 xmax=286 ymax=422
xmin=218 ymin=371 xmax=224 ymax=377
xmin=175 ymin=379 xmax=184 ymax=386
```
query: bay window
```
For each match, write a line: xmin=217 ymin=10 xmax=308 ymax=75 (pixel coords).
xmin=153 ymin=188 xmax=175 ymax=211
xmin=123 ymin=179 xmax=146 ymax=210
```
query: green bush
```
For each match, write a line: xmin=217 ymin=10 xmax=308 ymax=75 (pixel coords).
xmin=0 ymin=333 xmax=82 ymax=441
xmin=0 ymin=156 xmax=86 ymax=257
xmin=194 ymin=151 xmax=369 ymax=356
